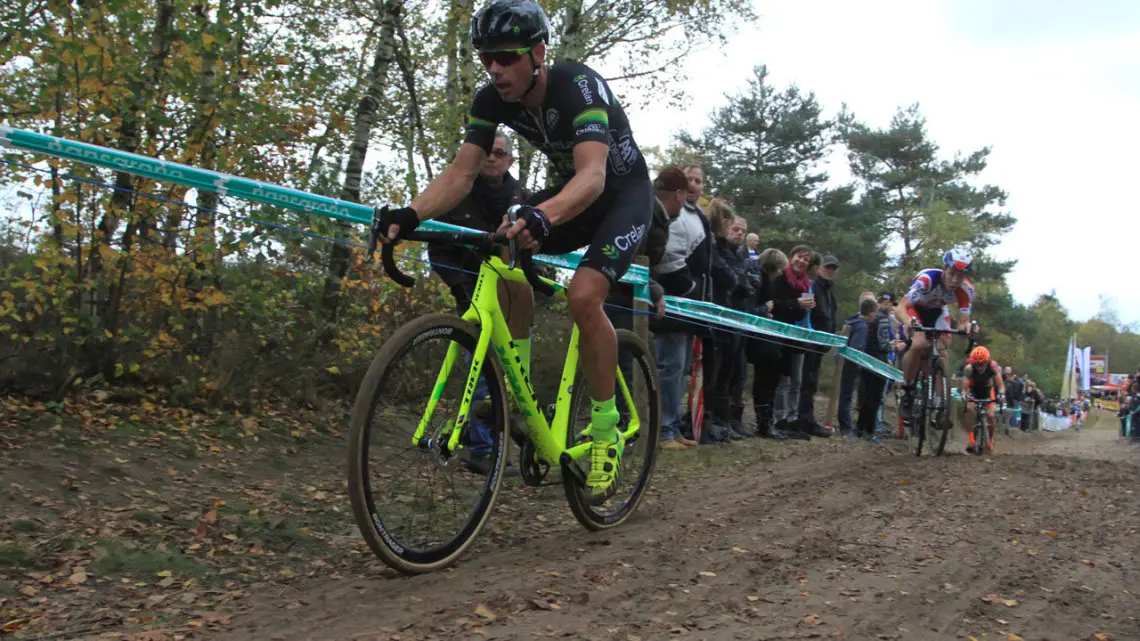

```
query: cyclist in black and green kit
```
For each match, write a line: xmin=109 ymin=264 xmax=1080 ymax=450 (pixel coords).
xmin=374 ymin=0 xmax=653 ymax=504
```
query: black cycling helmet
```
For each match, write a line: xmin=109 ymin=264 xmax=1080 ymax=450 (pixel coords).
xmin=470 ymin=0 xmax=552 ymax=50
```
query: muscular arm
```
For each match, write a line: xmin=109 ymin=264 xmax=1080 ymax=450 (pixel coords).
xmin=963 ymin=365 xmax=974 ymax=397
xmin=995 ymin=367 xmax=1006 ymax=395
xmin=534 ymin=141 xmax=607 ymax=225
xmin=409 ymin=143 xmax=486 ymax=221
xmin=896 ymin=297 xmax=918 ymax=328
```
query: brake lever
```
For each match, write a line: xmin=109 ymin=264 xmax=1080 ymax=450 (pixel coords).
xmin=366 ymin=205 xmax=387 ymax=263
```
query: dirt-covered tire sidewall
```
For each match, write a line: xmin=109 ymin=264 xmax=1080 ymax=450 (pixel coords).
xmin=346 ymin=314 xmax=508 ymax=574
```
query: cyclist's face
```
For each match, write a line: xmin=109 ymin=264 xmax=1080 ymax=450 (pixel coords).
xmin=482 ymin=42 xmax=543 ymax=102
xmin=944 ymin=267 xmax=964 ymax=290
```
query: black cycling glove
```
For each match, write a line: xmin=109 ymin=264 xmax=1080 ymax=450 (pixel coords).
xmin=378 ymin=206 xmax=420 ymax=240
xmin=513 ymin=205 xmax=551 ymax=241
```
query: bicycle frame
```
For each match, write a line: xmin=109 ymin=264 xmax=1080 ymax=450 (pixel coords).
xmin=411 ymin=256 xmax=642 ymax=468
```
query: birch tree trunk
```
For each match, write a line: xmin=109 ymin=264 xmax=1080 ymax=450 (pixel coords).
xmin=319 ymin=0 xmax=403 ymax=331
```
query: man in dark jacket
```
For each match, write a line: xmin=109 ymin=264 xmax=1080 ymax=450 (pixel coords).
xmin=797 ymin=254 xmax=840 ymax=433
xmin=429 ymin=131 xmax=527 ymax=313
xmin=429 ymin=131 xmax=527 ymax=475
xmin=837 ymin=295 xmax=872 ymax=434
xmin=857 ymin=297 xmax=892 ymax=439
xmin=1004 ymin=367 xmax=1024 ymax=429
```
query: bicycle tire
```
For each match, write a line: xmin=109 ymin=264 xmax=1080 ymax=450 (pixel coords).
xmin=909 ymin=380 xmax=926 ymax=457
xmin=928 ymin=357 xmax=952 ymax=457
xmin=563 ymin=329 xmax=661 ymax=531
xmin=347 ymin=314 xmax=509 ymax=574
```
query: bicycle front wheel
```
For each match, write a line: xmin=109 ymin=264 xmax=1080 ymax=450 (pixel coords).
xmin=908 ymin=381 xmax=926 ymax=457
xmin=347 ymin=314 xmax=509 ymax=574
xmin=928 ymin=360 xmax=952 ymax=457
xmin=563 ymin=329 xmax=660 ymax=531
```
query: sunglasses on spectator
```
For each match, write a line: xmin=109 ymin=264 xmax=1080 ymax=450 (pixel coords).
xmin=478 ymin=46 xmax=532 ymax=68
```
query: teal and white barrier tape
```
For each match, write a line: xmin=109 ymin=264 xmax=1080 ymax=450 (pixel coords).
xmin=1 ymin=126 xmax=903 ymax=381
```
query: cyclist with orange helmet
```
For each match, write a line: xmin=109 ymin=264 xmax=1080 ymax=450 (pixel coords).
xmin=962 ymin=345 xmax=1006 ymax=453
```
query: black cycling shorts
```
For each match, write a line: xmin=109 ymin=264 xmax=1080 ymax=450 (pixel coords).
xmin=914 ymin=305 xmax=951 ymax=331
xmin=528 ymin=178 xmax=653 ymax=283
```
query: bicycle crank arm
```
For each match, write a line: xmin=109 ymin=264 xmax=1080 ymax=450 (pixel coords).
xmin=558 ymin=453 xmax=587 ymax=488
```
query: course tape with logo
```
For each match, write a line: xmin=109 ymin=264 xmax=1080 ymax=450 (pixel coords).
xmin=0 ymin=126 xmax=904 ymax=382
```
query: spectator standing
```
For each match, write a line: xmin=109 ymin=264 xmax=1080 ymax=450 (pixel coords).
xmin=797 ymin=254 xmax=839 ymax=434
xmin=837 ymin=294 xmax=871 ymax=435
xmin=745 ymin=232 xmax=760 ymax=264
xmin=874 ymin=292 xmax=904 ymax=433
xmin=428 ymin=131 xmax=527 ymax=475
xmin=650 ymin=165 xmax=712 ymax=445
xmin=699 ymin=198 xmax=742 ymax=442
xmin=715 ymin=215 xmax=755 ymax=437
xmin=750 ymin=249 xmax=801 ymax=439
xmin=857 ymin=298 xmax=893 ymax=440
xmin=770 ymin=246 xmax=828 ymax=437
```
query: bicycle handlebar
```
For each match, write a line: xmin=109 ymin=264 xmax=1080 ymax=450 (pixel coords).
xmin=903 ymin=320 xmax=980 ymax=356
xmin=366 ymin=207 xmax=556 ymax=297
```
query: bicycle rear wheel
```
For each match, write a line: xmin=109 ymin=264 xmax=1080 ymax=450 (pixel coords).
xmin=347 ymin=314 xmax=509 ymax=574
xmin=563 ymin=329 xmax=660 ymax=531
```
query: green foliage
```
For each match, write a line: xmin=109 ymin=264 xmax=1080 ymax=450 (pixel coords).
xmin=0 ymin=1 xmax=1120 ymax=409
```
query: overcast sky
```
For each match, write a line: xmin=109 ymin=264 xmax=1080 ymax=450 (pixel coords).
xmin=613 ymin=0 xmax=1140 ymax=325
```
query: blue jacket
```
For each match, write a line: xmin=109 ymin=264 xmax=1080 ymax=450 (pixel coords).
xmin=844 ymin=314 xmax=868 ymax=351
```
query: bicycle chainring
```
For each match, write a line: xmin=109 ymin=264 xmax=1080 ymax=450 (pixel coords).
xmin=518 ymin=438 xmax=549 ymax=487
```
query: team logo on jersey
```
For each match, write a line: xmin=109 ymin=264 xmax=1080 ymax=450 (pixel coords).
xmin=607 ymin=134 xmax=639 ymax=176
xmin=546 ymin=108 xmax=559 ymax=129
xmin=574 ymin=74 xmax=594 ymax=105
xmin=602 ymin=244 xmax=620 ymax=259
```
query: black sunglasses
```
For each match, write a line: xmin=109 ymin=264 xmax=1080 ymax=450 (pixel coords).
xmin=478 ymin=46 xmax=531 ymax=68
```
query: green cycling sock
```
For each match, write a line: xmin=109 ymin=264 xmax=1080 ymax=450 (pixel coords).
xmin=591 ymin=396 xmax=619 ymax=441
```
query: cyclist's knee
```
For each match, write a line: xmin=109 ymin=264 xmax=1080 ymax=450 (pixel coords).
xmin=567 ymin=270 xmax=609 ymax=321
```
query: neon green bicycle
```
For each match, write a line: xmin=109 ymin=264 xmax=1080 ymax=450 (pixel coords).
xmin=347 ymin=222 xmax=661 ymax=574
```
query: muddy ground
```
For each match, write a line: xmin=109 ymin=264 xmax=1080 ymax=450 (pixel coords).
xmin=2 ymin=401 xmax=1138 ymax=641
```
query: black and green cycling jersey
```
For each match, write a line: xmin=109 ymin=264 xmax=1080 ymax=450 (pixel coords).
xmin=461 ymin=60 xmax=653 ymax=284
xmin=464 ymin=60 xmax=648 ymax=186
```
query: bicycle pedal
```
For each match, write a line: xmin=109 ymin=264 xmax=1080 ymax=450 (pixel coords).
xmin=558 ymin=453 xmax=587 ymax=488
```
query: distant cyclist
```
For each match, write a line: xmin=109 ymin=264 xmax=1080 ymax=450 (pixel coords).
xmin=896 ymin=249 xmax=977 ymax=418
xmin=961 ymin=345 xmax=1006 ymax=453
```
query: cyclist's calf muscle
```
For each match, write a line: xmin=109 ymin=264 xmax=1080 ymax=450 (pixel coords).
xmin=568 ymin=267 xmax=618 ymax=402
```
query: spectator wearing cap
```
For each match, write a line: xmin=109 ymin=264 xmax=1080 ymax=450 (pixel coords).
xmin=648 ymin=167 xmax=700 ymax=449
xmin=795 ymin=254 xmax=840 ymax=436
xmin=652 ymin=165 xmax=711 ymax=444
